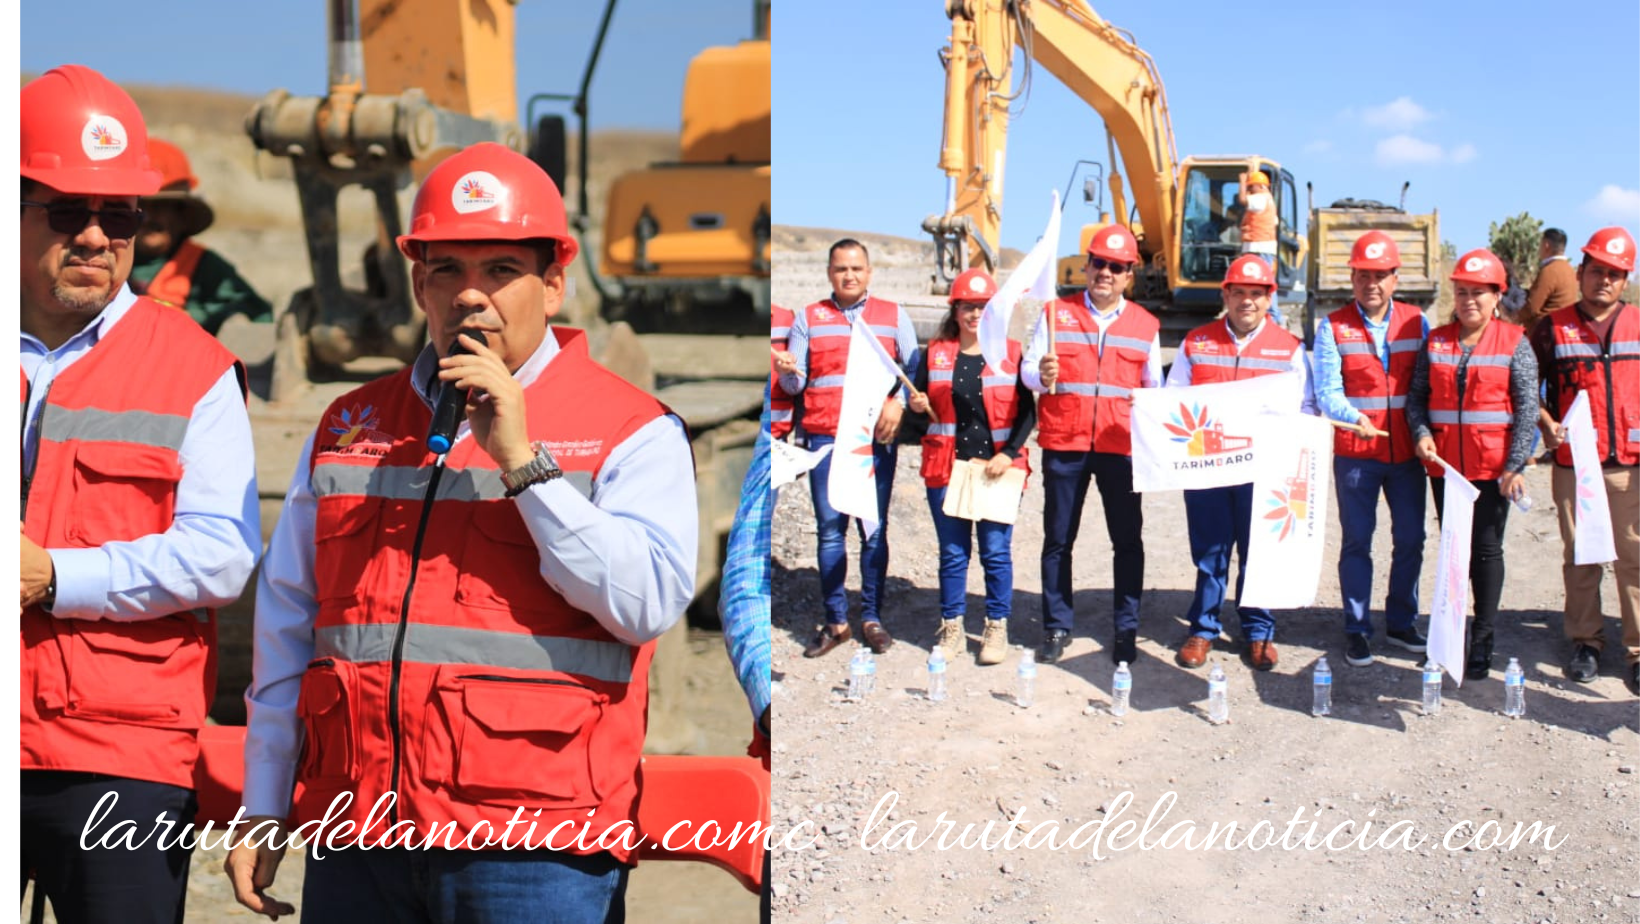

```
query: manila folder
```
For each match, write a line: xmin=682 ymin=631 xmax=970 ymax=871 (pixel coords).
xmin=942 ymin=458 xmax=1027 ymax=525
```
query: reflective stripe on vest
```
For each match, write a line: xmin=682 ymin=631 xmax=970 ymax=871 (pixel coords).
xmin=1347 ymin=394 xmax=1408 ymax=411
xmin=312 ymin=461 xmax=595 ymax=501
xmin=1191 ymin=353 xmax=1291 ymax=372
xmin=37 ymin=406 xmax=190 ymax=451
xmin=315 ymin=623 xmax=633 ymax=683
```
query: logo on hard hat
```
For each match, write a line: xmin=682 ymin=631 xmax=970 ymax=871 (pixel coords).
xmin=1364 ymin=242 xmax=1386 ymax=260
xmin=1608 ymin=237 xmax=1628 ymax=255
xmin=1106 ymin=232 xmax=1125 ymax=249
xmin=452 ymin=171 xmax=503 ymax=214
xmin=81 ymin=116 xmax=129 ymax=161
xmin=1464 ymin=256 xmax=1487 ymax=272
xmin=1242 ymin=261 xmax=1262 ymax=278
xmin=971 ymin=277 xmax=989 ymax=293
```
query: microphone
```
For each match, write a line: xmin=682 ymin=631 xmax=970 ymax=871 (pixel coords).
xmin=426 ymin=330 xmax=489 ymax=454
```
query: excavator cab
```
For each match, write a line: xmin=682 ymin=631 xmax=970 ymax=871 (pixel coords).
xmin=1173 ymin=157 xmax=1306 ymax=314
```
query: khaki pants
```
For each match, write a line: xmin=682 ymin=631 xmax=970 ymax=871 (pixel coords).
xmin=1552 ymin=464 xmax=1640 ymax=664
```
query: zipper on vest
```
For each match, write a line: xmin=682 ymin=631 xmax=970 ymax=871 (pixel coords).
xmin=20 ymin=378 xmax=47 ymax=519
xmin=1600 ymin=328 xmax=1618 ymax=463
xmin=455 ymin=674 xmax=594 ymax=690
xmin=385 ymin=459 xmax=446 ymax=827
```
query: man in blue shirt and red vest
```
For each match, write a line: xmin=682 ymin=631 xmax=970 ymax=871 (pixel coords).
xmin=20 ymin=65 xmax=260 ymax=923
xmin=1309 ymin=230 xmax=1430 ymax=668
xmin=773 ymin=240 xmax=919 ymax=658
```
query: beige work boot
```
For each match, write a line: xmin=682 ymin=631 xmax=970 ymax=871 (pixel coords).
xmin=978 ymin=619 xmax=1009 ymax=665
xmin=936 ymin=619 xmax=966 ymax=655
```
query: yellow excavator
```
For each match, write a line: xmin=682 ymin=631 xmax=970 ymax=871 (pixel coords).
xmin=925 ymin=0 xmax=1307 ymax=342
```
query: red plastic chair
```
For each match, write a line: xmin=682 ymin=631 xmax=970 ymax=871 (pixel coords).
xmin=193 ymin=725 xmax=768 ymax=892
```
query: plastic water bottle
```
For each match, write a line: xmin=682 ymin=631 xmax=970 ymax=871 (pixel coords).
xmin=1421 ymin=661 xmax=1443 ymax=715
xmin=1312 ymin=657 xmax=1332 ymax=717
xmin=1111 ymin=661 xmax=1132 ymax=716
xmin=862 ymin=651 xmax=878 ymax=698
xmin=1207 ymin=663 xmax=1229 ymax=725
xmin=926 ymin=648 xmax=948 ymax=702
xmin=1503 ymin=658 xmax=1525 ymax=717
xmin=1015 ymin=650 xmax=1037 ymax=708
xmin=847 ymin=650 xmax=869 ymax=701
xmin=1511 ymin=492 xmax=1533 ymax=514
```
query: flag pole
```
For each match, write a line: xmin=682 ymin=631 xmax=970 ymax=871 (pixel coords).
xmin=1327 ymin=419 xmax=1390 ymax=439
xmin=1046 ymin=302 xmax=1057 ymax=396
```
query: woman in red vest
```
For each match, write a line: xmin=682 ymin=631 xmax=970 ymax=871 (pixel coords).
xmin=1409 ymin=248 xmax=1540 ymax=679
xmin=908 ymin=269 xmax=1035 ymax=665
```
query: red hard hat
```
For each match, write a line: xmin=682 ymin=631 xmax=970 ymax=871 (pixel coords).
xmin=949 ymin=267 xmax=998 ymax=303
xmin=21 ymin=65 xmax=162 ymax=197
xmin=396 ymin=142 xmax=579 ymax=266
xmin=1222 ymin=254 xmax=1276 ymax=290
xmin=1581 ymin=226 xmax=1636 ymax=273
xmin=1086 ymin=224 xmax=1140 ymax=264
xmin=1449 ymin=248 xmax=1507 ymax=290
xmin=146 ymin=138 xmax=198 ymax=192
xmin=1348 ymin=230 xmax=1402 ymax=271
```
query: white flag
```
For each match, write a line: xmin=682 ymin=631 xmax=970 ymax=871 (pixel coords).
xmin=1428 ymin=468 xmax=1480 ymax=687
xmin=1240 ymin=414 xmax=1335 ymax=609
xmin=980 ymin=189 xmax=1062 ymax=375
xmin=827 ymin=321 xmax=902 ymax=539
xmin=1130 ymin=373 xmax=1304 ymax=492
xmin=771 ymin=440 xmax=831 ymax=493
xmin=1562 ymin=391 xmax=1618 ymax=565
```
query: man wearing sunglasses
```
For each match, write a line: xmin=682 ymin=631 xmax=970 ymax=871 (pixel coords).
xmin=20 ymin=65 xmax=260 ymax=923
xmin=1021 ymin=226 xmax=1163 ymax=665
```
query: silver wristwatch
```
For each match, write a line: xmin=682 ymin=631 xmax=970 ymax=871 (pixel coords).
xmin=500 ymin=441 xmax=563 ymax=497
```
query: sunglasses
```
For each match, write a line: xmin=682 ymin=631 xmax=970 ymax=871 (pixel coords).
xmin=1087 ymin=257 xmax=1133 ymax=274
xmin=22 ymin=200 xmax=145 ymax=240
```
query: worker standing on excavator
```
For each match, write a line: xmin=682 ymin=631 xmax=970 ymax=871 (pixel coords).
xmin=1310 ymin=231 xmax=1431 ymax=669
xmin=1237 ymin=171 xmax=1283 ymax=325
xmin=1170 ymin=255 xmax=1314 ymax=673
xmin=20 ymin=65 xmax=260 ymax=923
xmin=227 ymin=143 xmax=697 ymax=922
xmin=1023 ymin=225 xmax=1163 ymax=666
xmin=129 ymin=138 xmax=272 ymax=334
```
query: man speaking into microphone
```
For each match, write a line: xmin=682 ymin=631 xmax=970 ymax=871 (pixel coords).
xmin=227 ymin=143 xmax=698 ymax=922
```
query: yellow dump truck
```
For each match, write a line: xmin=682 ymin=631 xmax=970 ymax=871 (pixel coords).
xmin=1303 ymin=189 xmax=1440 ymax=342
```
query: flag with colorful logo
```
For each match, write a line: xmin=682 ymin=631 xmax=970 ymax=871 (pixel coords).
xmin=1562 ymin=391 xmax=1617 ymax=565
xmin=980 ymin=189 xmax=1061 ymax=375
xmin=1240 ymin=414 xmax=1335 ymax=608
xmin=1130 ymin=373 xmax=1304 ymax=492
xmin=1428 ymin=468 xmax=1480 ymax=686
xmin=827 ymin=321 xmax=903 ymax=538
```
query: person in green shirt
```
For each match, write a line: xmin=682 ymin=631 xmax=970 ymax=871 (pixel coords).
xmin=131 ymin=138 xmax=273 ymax=335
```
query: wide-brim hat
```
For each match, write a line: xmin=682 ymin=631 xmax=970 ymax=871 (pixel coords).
xmin=143 ymin=183 xmax=215 ymax=238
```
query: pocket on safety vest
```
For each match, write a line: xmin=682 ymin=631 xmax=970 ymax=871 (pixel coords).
xmin=455 ymin=505 xmax=541 ymax=611
xmin=313 ymin=497 xmax=383 ymax=603
xmin=64 ymin=616 xmax=207 ymax=729
xmin=296 ymin=659 xmax=361 ymax=785
xmin=423 ymin=669 xmax=608 ymax=808
xmin=67 ymin=442 xmax=182 ymax=545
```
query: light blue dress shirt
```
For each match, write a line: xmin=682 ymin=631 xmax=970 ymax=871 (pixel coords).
xmin=1310 ymin=302 xmax=1430 ymax=423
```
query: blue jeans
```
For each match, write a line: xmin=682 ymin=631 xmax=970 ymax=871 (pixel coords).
xmin=1334 ymin=455 xmax=1426 ymax=637
xmin=302 ymin=847 xmax=628 ymax=924
xmin=927 ymin=485 xmax=1014 ymax=620
xmin=1040 ymin=450 xmax=1144 ymax=634
xmin=807 ymin=434 xmax=896 ymax=625
xmin=1183 ymin=483 xmax=1272 ymax=641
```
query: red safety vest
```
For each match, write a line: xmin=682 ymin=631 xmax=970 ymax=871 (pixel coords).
xmin=917 ymin=338 xmax=1031 ymax=488
xmin=293 ymin=328 xmax=668 ymax=861
xmin=1424 ymin=319 xmax=1524 ymax=481
xmin=1036 ymin=297 xmax=1159 ymax=453
xmin=770 ymin=304 xmax=795 ymax=439
xmin=144 ymin=239 xmax=205 ymax=309
xmin=799 ymin=297 xmax=904 ymax=437
xmin=1181 ymin=319 xmax=1301 ymax=384
xmin=20 ymin=298 xmax=242 ymax=789
xmin=1328 ymin=301 xmax=1422 ymax=462
xmin=1547 ymin=303 xmax=1640 ymax=467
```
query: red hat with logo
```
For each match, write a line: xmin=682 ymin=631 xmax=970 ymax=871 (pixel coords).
xmin=1581 ymin=226 xmax=1636 ymax=273
xmin=1449 ymin=248 xmax=1507 ymax=290
xmin=1223 ymin=254 xmax=1276 ymax=290
xmin=1347 ymin=230 xmax=1402 ymax=271
xmin=21 ymin=64 xmax=162 ymax=197
xmin=1086 ymin=224 xmax=1140 ymax=265
xmin=397 ymin=142 xmax=579 ymax=266
xmin=949 ymin=267 xmax=997 ymax=303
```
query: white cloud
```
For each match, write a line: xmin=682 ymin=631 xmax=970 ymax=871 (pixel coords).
xmin=1449 ymin=143 xmax=1477 ymax=164
xmin=1584 ymin=185 xmax=1640 ymax=223
xmin=1375 ymin=135 xmax=1444 ymax=166
xmin=1302 ymin=139 xmax=1333 ymax=155
xmin=1361 ymin=97 xmax=1434 ymax=132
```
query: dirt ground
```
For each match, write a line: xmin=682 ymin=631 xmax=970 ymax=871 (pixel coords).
xmin=769 ymin=227 xmax=1640 ymax=924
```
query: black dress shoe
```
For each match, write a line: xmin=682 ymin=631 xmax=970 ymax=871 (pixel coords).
xmin=803 ymin=625 xmax=851 ymax=659
xmin=1111 ymin=629 xmax=1137 ymax=665
xmin=1038 ymin=630 xmax=1070 ymax=664
xmin=1566 ymin=644 xmax=1600 ymax=683
xmin=1627 ymin=662 xmax=1640 ymax=696
xmin=1465 ymin=659 xmax=1491 ymax=681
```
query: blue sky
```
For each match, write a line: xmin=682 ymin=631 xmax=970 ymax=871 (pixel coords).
xmin=773 ymin=1 xmax=1640 ymax=259
xmin=21 ymin=0 xmax=756 ymax=130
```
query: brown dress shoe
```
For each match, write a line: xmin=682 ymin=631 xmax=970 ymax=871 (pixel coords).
xmin=803 ymin=625 xmax=851 ymax=658
xmin=1177 ymin=636 xmax=1212 ymax=669
xmin=861 ymin=621 xmax=894 ymax=654
xmin=1247 ymin=640 xmax=1279 ymax=672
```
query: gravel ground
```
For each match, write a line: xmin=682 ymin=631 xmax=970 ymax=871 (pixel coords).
xmin=769 ymin=228 xmax=1640 ymax=924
